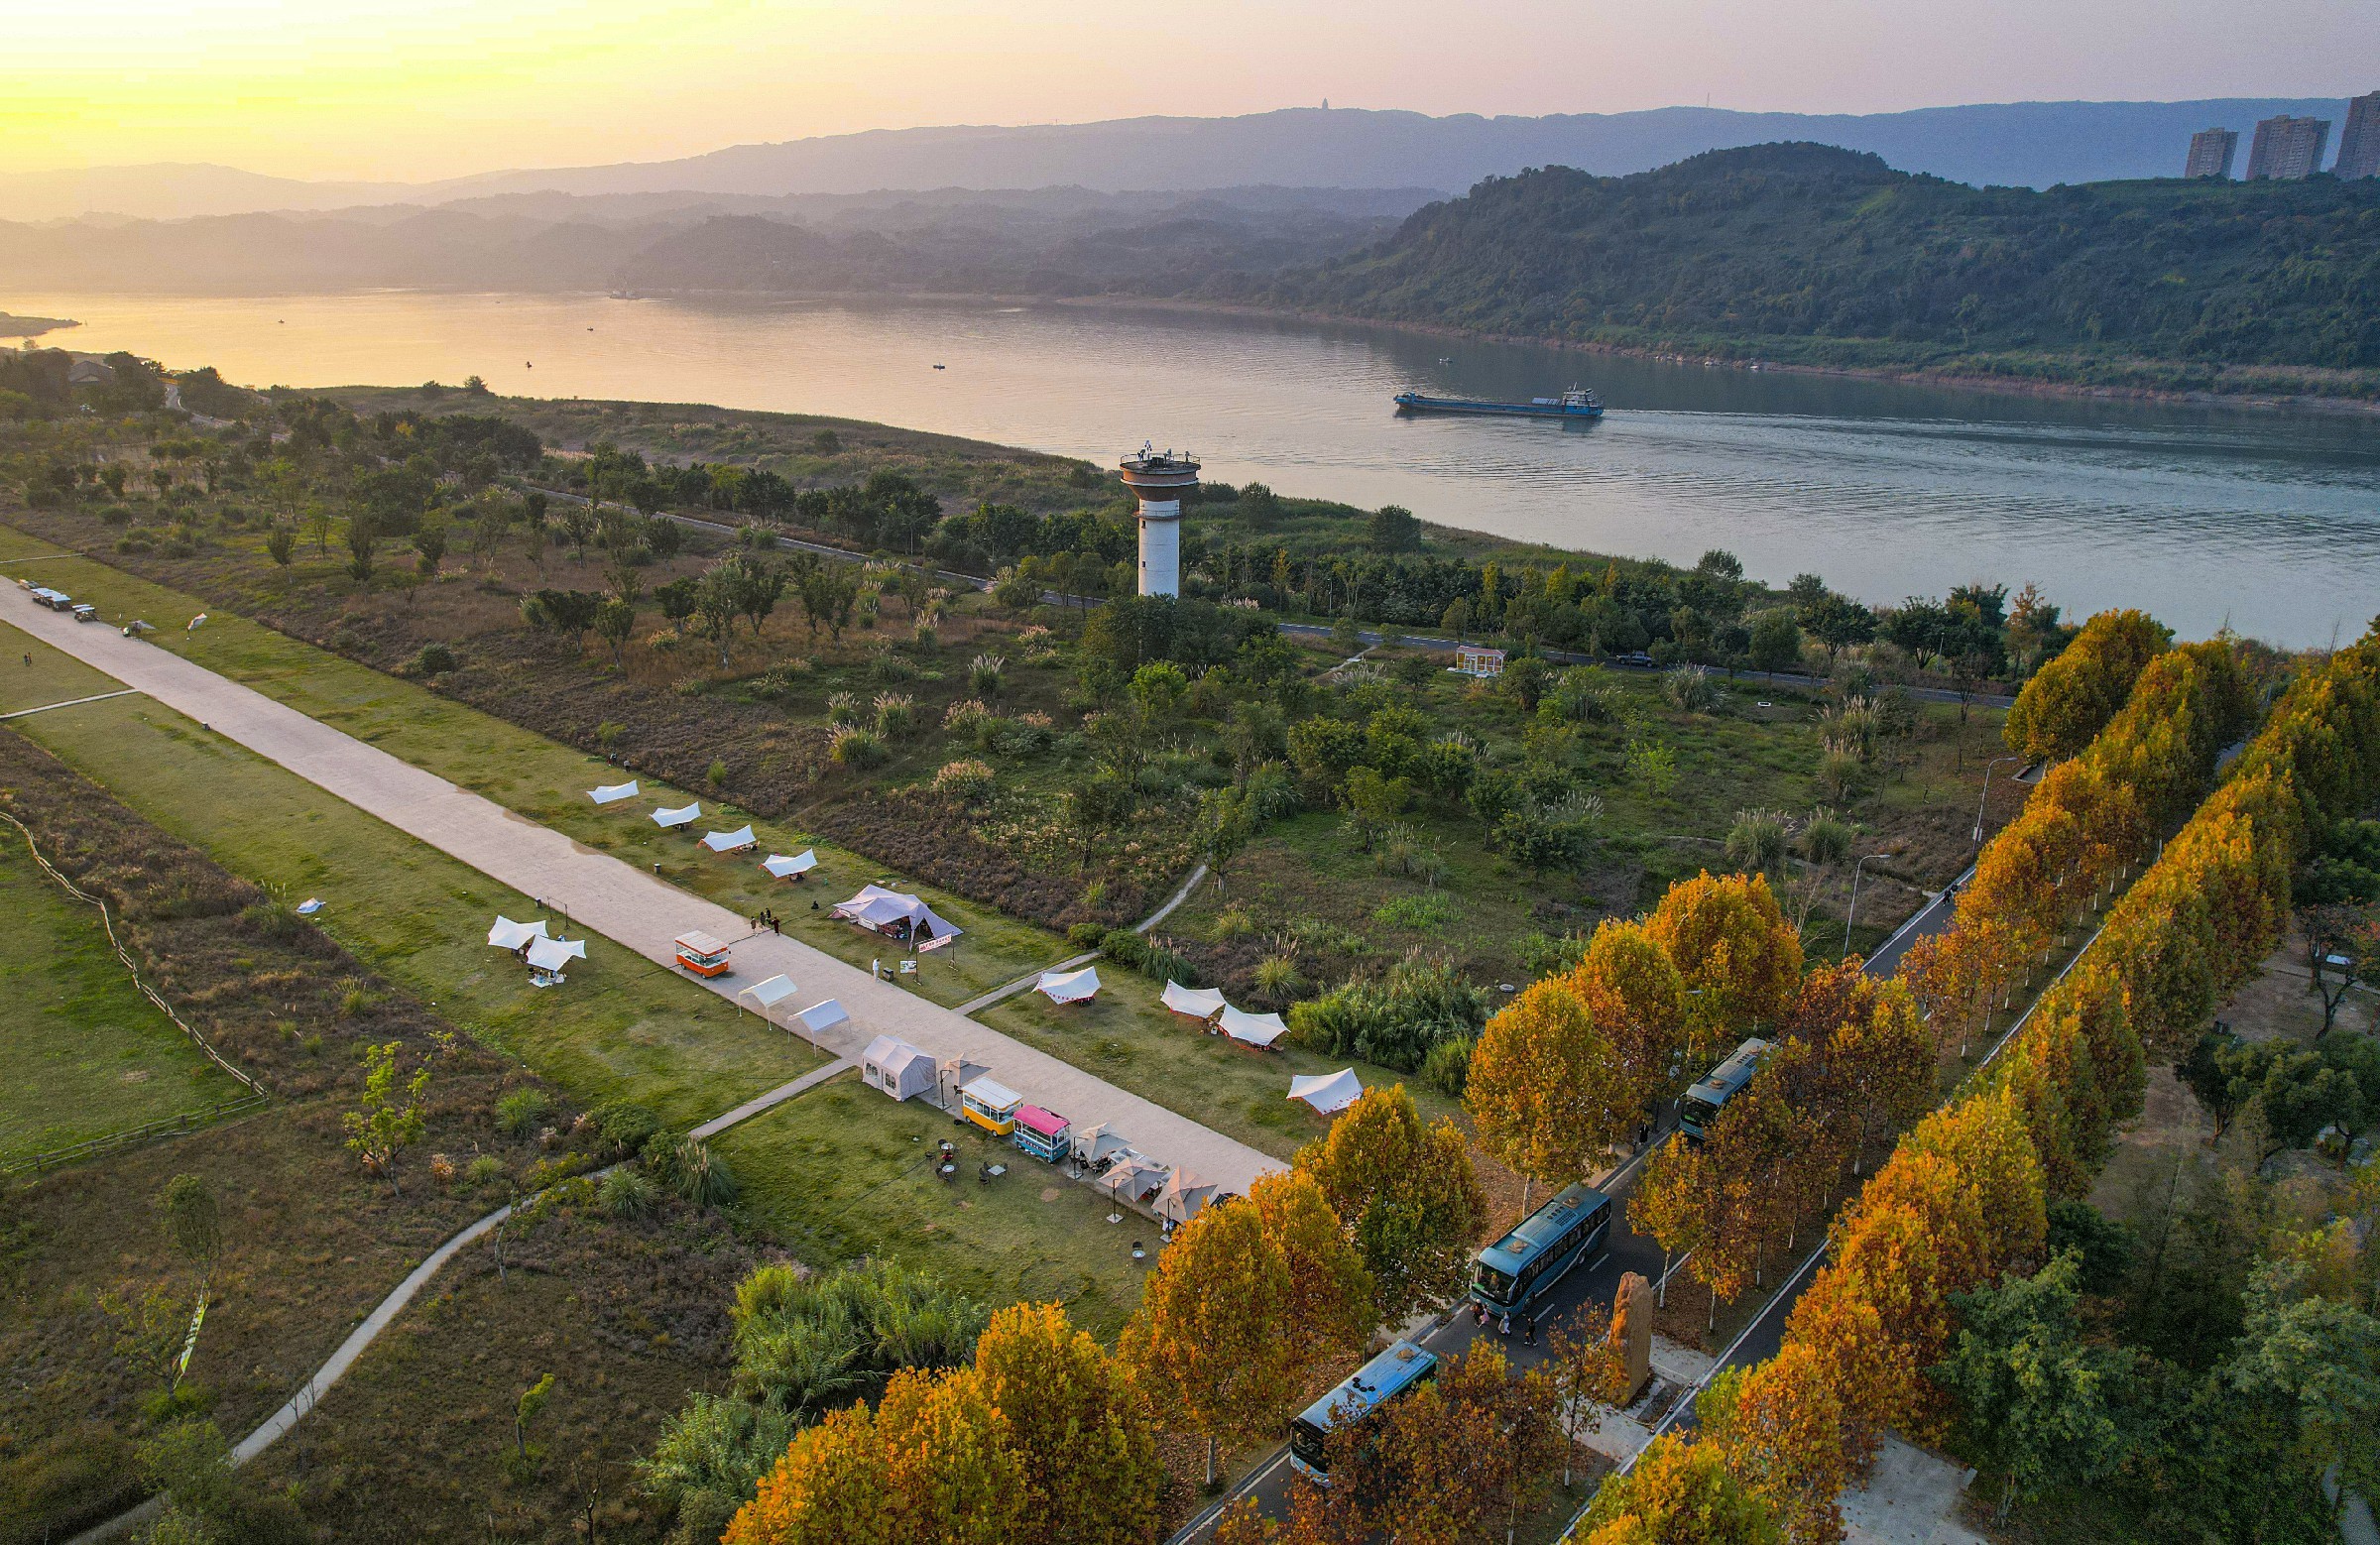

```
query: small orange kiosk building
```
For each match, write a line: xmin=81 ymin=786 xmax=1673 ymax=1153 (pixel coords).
xmin=674 ymin=929 xmax=733 ymax=978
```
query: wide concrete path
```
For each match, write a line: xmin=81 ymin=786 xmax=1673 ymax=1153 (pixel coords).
xmin=0 ymin=584 xmax=1274 ymax=1192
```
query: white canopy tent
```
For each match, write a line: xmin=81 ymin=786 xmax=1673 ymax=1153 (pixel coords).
xmin=1035 ymin=966 xmax=1101 ymax=1005
xmin=739 ymin=974 xmax=799 ymax=1011
xmin=1155 ymin=1168 xmax=1223 ymax=1226
xmin=1098 ymin=1158 xmax=1167 ymax=1202
xmin=1160 ymin=982 xmax=1227 ymax=1018
xmin=1287 ymin=1068 xmax=1364 ymax=1116
xmin=487 ymin=915 xmax=548 ymax=950
xmin=702 ymin=824 xmax=757 ymax=854
xmin=833 ymin=885 xmax=962 ymax=943
xmin=762 ymin=850 xmax=818 ymax=879
xmin=653 ymin=802 xmax=701 ymax=830
xmin=1218 ymin=1005 xmax=1290 ymax=1049
xmin=525 ymin=936 xmax=586 ymax=974
xmin=861 ymin=1035 xmax=936 ymax=1101
xmin=1070 ymin=1123 xmax=1131 ymax=1167
xmin=794 ymin=999 xmax=852 ymax=1037
xmin=588 ymin=780 xmax=640 ymax=805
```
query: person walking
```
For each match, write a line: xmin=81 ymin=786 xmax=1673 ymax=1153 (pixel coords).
xmin=1521 ymin=1314 xmax=1536 ymax=1348
xmin=1497 ymin=1312 xmax=1512 ymax=1341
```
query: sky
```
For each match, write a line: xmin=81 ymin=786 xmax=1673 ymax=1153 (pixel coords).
xmin=10 ymin=0 xmax=2373 ymax=181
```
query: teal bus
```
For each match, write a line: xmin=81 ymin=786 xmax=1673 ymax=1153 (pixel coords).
xmin=1287 ymin=1340 xmax=1439 ymax=1484
xmin=1469 ymin=1182 xmax=1613 ymax=1320
xmin=1679 ymin=1037 xmax=1771 ymax=1143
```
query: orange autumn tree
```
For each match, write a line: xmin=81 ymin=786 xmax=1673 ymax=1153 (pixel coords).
xmin=1122 ymin=1171 xmax=1371 ymax=1486
xmin=728 ymin=1366 xmax=1023 ymax=1545
xmin=1701 ymin=1342 xmax=1850 ymax=1545
xmin=1581 ymin=1433 xmax=1783 ymax=1545
xmin=1466 ymin=976 xmax=1625 ymax=1209
xmin=2001 ymin=607 xmax=2171 ymax=764
xmin=1294 ymin=1084 xmax=1488 ymax=1324
xmin=971 ymin=1303 xmax=1162 ymax=1545
xmin=1568 ymin=917 xmax=1690 ymax=1131
xmin=1644 ymin=872 xmax=1803 ymax=1060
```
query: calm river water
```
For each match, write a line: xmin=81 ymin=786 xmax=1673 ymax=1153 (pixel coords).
xmin=13 ymin=291 xmax=2375 ymax=647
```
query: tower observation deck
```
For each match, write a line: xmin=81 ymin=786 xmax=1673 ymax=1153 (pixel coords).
xmin=1119 ymin=443 xmax=1200 ymax=598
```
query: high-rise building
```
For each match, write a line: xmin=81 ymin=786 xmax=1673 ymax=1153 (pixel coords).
xmin=2245 ymin=114 xmax=2331 ymax=179
xmin=2336 ymin=92 xmax=2380 ymax=180
xmin=1118 ymin=443 xmax=1199 ymax=598
xmin=2185 ymin=127 xmax=2238 ymax=178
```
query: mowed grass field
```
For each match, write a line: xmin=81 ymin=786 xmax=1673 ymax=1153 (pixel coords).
xmin=0 ymin=627 xmax=1148 ymax=1324
xmin=0 ymin=525 xmax=1066 ymax=1010
xmin=0 ymin=836 xmax=243 ymax=1162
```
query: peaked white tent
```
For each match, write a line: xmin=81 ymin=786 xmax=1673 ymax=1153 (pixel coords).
xmin=1288 ymin=1068 xmax=1364 ymax=1116
xmin=833 ymin=885 xmax=962 ymax=942
xmin=739 ymin=974 xmax=799 ymax=1011
xmin=1098 ymin=1158 xmax=1167 ymax=1202
xmin=588 ymin=780 xmax=640 ymax=805
xmin=487 ymin=915 xmax=548 ymax=950
xmin=1161 ymin=982 xmax=1227 ymax=1019
xmin=1036 ymin=966 xmax=1101 ymax=1004
xmin=1071 ymin=1122 xmax=1131 ymax=1167
xmin=763 ymin=850 xmax=818 ymax=879
xmin=525 ymin=936 xmax=587 ymax=973
xmin=1218 ymin=1005 xmax=1290 ymax=1049
xmin=1155 ymin=1168 xmax=1223 ymax=1226
xmin=702 ymin=824 xmax=757 ymax=854
xmin=653 ymin=802 xmax=701 ymax=830
xmin=794 ymin=999 xmax=852 ymax=1037
xmin=861 ymin=1035 xmax=936 ymax=1101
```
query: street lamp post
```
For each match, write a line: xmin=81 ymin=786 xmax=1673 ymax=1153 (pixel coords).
xmin=1842 ymin=853 xmax=1893 ymax=963
xmin=1972 ymin=756 xmax=2024 ymax=849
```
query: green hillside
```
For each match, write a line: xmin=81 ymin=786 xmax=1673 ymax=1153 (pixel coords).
xmin=1246 ymin=143 xmax=2380 ymax=396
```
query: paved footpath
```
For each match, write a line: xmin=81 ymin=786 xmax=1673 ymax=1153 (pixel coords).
xmin=0 ymin=584 xmax=1274 ymax=1193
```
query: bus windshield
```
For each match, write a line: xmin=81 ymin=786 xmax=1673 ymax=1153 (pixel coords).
xmin=1289 ymin=1418 xmax=1328 ymax=1471
xmin=1680 ymin=1096 xmax=1724 ymax=1130
xmin=1475 ymin=1262 xmax=1516 ymax=1301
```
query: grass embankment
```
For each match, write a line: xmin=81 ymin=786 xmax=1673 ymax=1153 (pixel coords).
xmin=0 ymin=835 xmax=241 ymax=1163
xmin=0 ymin=726 xmax=755 ymax=1545
xmin=0 ymin=525 xmax=1065 ymax=1010
xmin=0 ymin=628 xmax=1148 ymax=1330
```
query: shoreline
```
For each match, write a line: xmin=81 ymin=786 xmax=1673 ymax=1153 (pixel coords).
xmin=15 ymin=285 xmax=2379 ymax=417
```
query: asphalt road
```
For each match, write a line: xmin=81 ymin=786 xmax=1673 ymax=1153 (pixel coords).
xmin=1168 ymin=875 xmax=1966 ymax=1542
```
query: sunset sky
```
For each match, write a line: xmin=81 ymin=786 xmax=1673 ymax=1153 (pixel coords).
xmin=12 ymin=0 xmax=2370 ymax=180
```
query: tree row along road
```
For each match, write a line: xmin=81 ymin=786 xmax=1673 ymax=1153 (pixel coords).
xmin=1170 ymin=873 xmax=1965 ymax=1542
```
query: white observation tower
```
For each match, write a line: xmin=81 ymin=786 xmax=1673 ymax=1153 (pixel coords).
xmin=1119 ymin=442 xmax=1200 ymax=598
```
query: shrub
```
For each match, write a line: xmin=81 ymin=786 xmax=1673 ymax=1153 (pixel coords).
xmin=943 ymin=697 xmax=992 ymax=734
xmin=868 ymin=649 xmax=919 ymax=683
xmin=1817 ymin=748 xmax=1863 ymax=804
xmin=1801 ymin=810 xmax=1854 ymax=866
xmin=1420 ymin=1033 xmax=1474 ymax=1099
xmin=1662 ymin=664 xmax=1721 ymax=713
xmin=600 ymin=1167 xmax=658 ymax=1219
xmin=1251 ymin=953 xmax=1306 ymax=1004
xmin=1374 ymin=891 xmax=1460 ymax=930
xmin=933 ymin=759 xmax=997 ymax=803
xmin=592 ymin=1100 xmax=661 ymax=1157
xmin=1211 ymin=904 xmax=1255 ymax=941
xmin=495 ymin=1088 xmax=551 ymax=1137
xmin=1067 ymin=921 xmax=1108 ymax=948
xmin=970 ymin=653 xmax=1008 ymax=695
xmin=706 ymin=759 xmax=729 ymax=786
xmin=673 ymin=1137 xmax=739 ymax=1209
xmin=1099 ymin=928 xmax=1192 ymax=985
xmin=829 ymin=726 xmax=887 ymax=768
xmin=1286 ymin=955 xmax=1488 ymax=1071
xmin=874 ymin=691 xmax=917 ymax=738
xmin=826 ymin=690 xmax=862 ymax=727
xmin=464 ymin=1154 xmax=507 ymax=1189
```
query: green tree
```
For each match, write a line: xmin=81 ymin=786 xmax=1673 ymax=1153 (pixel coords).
xmin=342 ymin=1039 xmax=429 ymax=1195
xmin=1932 ymin=1252 xmax=2127 ymax=1517
xmin=1746 ymin=610 xmax=1802 ymax=678
xmin=516 ymin=1371 xmax=556 ymax=1461
xmin=264 ymin=526 xmax=296 ymax=567
xmin=1368 ymin=503 xmax=1421 ymax=552
xmin=343 ymin=512 xmax=380 ymax=582
xmin=159 ymin=1173 xmax=221 ymax=1283
xmin=594 ymin=598 xmax=637 ymax=667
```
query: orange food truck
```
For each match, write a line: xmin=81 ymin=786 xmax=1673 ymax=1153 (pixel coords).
xmin=674 ymin=929 xmax=733 ymax=978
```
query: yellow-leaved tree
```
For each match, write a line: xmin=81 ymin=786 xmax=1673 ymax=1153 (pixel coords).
xmin=1644 ymin=873 xmax=1803 ymax=1058
xmin=1466 ymin=976 xmax=1620 ymax=1212
xmin=972 ymin=1303 xmax=1162 ymax=1545
xmin=1581 ymin=1433 xmax=1783 ymax=1545
xmin=1294 ymin=1084 xmax=1488 ymax=1325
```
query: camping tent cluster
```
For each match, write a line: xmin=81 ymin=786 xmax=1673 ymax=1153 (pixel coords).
xmin=834 ymin=885 xmax=962 ymax=949
xmin=586 ymin=784 xmax=823 ymax=887
xmin=486 ymin=915 xmax=587 ymax=985
xmin=1161 ymin=979 xmax=1288 ymax=1048
xmin=855 ymin=1032 xmax=1229 ymax=1226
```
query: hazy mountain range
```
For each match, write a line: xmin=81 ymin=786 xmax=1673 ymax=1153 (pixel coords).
xmin=6 ymin=99 xmax=2360 ymax=222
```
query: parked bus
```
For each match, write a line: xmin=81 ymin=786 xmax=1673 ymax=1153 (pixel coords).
xmin=1469 ymin=1182 xmax=1613 ymax=1321
xmin=1679 ymin=1037 xmax=1771 ymax=1142
xmin=1287 ymin=1340 xmax=1439 ymax=1484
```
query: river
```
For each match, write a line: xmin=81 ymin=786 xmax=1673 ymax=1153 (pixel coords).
xmin=12 ymin=290 xmax=2375 ymax=647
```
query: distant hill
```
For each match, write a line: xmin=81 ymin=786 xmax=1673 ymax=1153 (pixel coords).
xmin=1245 ymin=144 xmax=2380 ymax=388
xmin=1 ymin=99 xmax=2360 ymax=220
xmin=0 ymin=186 xmax=1418 ymax=298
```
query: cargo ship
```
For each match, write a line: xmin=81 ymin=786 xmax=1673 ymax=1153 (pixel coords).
xmin=1393 ymin=386 xmax=1604 ymax=419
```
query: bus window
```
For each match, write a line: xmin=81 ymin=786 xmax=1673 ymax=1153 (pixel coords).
xmin=1679 ymin=1037 xmax=1771 ymax=1142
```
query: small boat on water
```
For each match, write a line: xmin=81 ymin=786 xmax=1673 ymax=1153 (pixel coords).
xmin=1394 ymin=386 xmax=1604 ymax=419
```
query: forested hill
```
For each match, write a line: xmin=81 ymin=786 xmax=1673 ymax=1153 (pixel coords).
xmin=1245 ymin=143 xmax=2380 ymax=392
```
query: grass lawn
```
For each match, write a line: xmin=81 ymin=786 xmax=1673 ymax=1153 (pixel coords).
xmin=980 ymin=966 xmax=1465 ymax=1164
xmin=0 ymin=836 xmax=243 ymax=1162
xmin=0 ymin=523 xmax=1068 ymax=1010
xmin=714 ymin=1070 xmax=1148 ymax=1340
xmin=0 ymin=627 xmax=1152 ymax=1331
